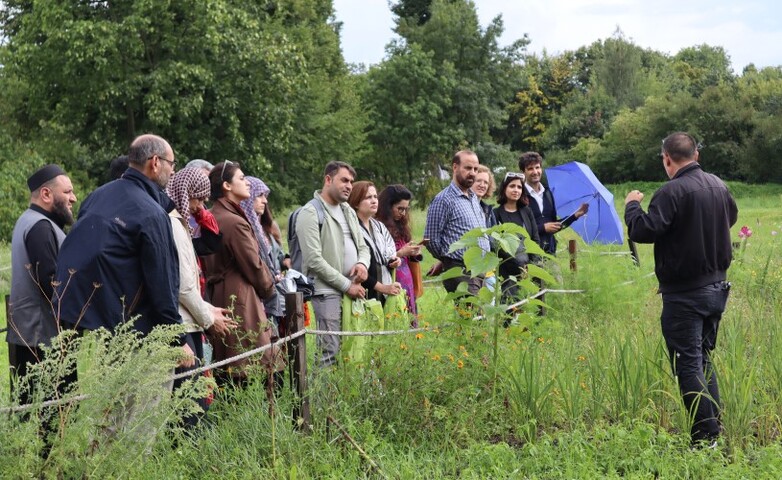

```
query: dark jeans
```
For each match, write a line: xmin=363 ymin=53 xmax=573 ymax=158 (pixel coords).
xmin=441 ymin=257 xmax=483 ymax=295
xmin=661 ymin=281 xmax=730 ymax=442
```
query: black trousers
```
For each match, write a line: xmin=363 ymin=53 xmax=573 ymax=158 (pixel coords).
xmin=661 ymin=281 xmax=730 ymax=442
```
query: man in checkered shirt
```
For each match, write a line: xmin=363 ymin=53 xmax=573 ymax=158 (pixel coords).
xmin=424 ymin=150 xmax=490 ymax=294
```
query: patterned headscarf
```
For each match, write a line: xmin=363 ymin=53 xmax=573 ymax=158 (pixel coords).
xmin=166 ymin=167 xmax=210 ymax=234
xmin=240 ymin=176 xmax=273 ymax=257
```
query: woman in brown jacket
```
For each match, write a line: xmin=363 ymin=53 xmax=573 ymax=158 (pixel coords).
xmin=204 ymin=161 xmax=282 ymax=383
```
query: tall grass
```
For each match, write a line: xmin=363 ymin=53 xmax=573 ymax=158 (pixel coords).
xmin=1 ymin=186 xmax=782 ymax=477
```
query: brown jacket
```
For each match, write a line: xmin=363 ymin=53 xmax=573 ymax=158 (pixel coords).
xmin=204 ymin=198 xmax=281 ymax=376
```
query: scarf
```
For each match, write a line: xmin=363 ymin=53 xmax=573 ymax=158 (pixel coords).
xmin=165 ymin=167 xmax=211 ymax=234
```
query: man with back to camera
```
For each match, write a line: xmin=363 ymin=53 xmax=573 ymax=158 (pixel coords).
xmin=7 ymin=164 xmax=77 ymax=404
xmin=295 ymin=161 xmax=370 ymax=367
xmin=519 ymin=151 xmax=588 ymax=255
xmin=55 ymin=134 xmax=194 ymax=366
xmin=624 ymin=132 xmax=738 ymax=447
xmin=424 ymin=150 xmax=490 ymax=294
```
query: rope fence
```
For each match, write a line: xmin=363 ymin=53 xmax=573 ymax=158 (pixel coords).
xmin=2 ymin=270 xmax=657 ymax=420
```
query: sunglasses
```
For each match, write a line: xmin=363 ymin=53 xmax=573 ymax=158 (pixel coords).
xmin=220 ymin=160 xmax=234 ymax=181
xmin=504 ymin=172 xmax=525 ymax=182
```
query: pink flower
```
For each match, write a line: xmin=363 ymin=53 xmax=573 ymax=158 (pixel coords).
xmin=739 ymin=226 xmax=753 ymax=239
xmin=773 ymin=231 xmax=779 ymax=236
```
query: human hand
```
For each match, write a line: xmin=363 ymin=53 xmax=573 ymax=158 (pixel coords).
xmin=378 ymin=282 xmax=402 ymax=296
xmin=398 ymin=242 xmax=422 ymax=258
xmin=388 ymin=257 xmax=401 ymax=269
xmin=544 ymin=222 xmax=562 ymax=234
xmin=575 ymin=203 xmax=589 ymax=218
xmin=625 ymin=190 xmax=644 ymax=205
xmin=346 ymin=282 xmax=366 ymax=300
xmin=349 ymin=263 xmax=368 ymax=283
xmin=178 ymin=343 xmax=196 ymax=368
xmin=208 ymin=306 xmax=238 ymax=336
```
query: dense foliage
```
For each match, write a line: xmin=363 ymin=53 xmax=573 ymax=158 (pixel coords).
xmin=1 ymin=0 xmax=781 ymax=240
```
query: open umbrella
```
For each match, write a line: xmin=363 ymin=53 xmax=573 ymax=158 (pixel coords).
xmin=545 ymin=161 xmax=624 ymax=245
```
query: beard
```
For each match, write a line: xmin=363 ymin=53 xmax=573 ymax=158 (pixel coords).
xmin=52 ymin=197 xmax=74 ymax=226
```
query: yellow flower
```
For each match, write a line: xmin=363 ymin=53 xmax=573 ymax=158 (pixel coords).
xmin=457 ymin=360 xmax=464 ymax=369
xmin=580 ymin=381 xmax=588 ymax=390
xmin=448 ymin=354 xmax=455 ymax=363
xmin=577 ymin=355 xmax=586 ymax=362
xmin=431 ymin=354 xmax=441 ymax=361
xmin=537 ymin=337 xmax=545 ymax=343
xmin=462 ymin=350 xmax=469 ymax=358
xmin=400 ymin=343 xmax=408 ymax=351
xmin=416 ymin=333 xmax=424 ymax=340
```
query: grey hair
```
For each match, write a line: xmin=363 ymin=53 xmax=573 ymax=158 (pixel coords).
xmin=185 ymin=159 xmax=214 ymax=170
xmin=128 ymin=134 xmax=170 ymax=167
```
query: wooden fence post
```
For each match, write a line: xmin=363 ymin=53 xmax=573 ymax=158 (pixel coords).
xmin=568 ymin=239 xmax=577 ymax=272
xmin=284 ymin=292 xmax=311 ymax=431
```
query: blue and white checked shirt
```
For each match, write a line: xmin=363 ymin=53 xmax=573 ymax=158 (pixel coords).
xmin=424 ymin=182 xmax=490 ymax=261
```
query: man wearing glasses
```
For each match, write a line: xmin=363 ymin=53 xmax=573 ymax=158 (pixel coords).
xmin=625 ymin=132 xmax=738 ymax=447
xmin=519 ymin=151 xmax=588 ymax=254
xmin=55 ymin=134 xmax=194 ymax=367
xmin=424 ymin=150 xmax=490 ymax=294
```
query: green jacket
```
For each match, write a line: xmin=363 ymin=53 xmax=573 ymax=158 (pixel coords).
xmin=296 ymin=191 xmax=371 ymax=295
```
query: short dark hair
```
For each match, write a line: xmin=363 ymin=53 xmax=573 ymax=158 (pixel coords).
xmin=518 ymin=151 xmax=543 ymax=171
xmin=662 ymin=132 xmax=699 ymax=162
xmin=109 ymin=155 xmax=129 ymax=180
xmin=452 ymin=150 xmax=477 ymax=165
xmin=209 ymin=161 xmax=241 ymax=201
xmin=128 ymin=134 xmax=168 ymax=167
xmin=324 ymin=161 xmax=356 ymax=179
xmin=497 ymin=175 xmax=530 ymax=208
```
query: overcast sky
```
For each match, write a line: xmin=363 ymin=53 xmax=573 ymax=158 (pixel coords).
xmin=332 ymin=0 xmax=782 ymax=73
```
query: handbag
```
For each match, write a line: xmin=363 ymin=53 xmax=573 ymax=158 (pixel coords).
xmin=383 ymin=270 xmax=410 ymax=328
xmin=409 ymin=260 xmax=424 ymax=298
xmin=341 ymin=296 xmax=384 ymax=363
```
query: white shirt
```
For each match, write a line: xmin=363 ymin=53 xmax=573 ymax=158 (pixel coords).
xmin=526 ymin=183 xmax=546 ymax=213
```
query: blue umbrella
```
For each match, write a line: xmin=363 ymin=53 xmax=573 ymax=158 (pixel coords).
xmin=545 ymin=161 xmax=624 ymax=245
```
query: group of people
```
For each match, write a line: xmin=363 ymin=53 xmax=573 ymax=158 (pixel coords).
xmin=7 ymin=130 xmax=739 ymax=448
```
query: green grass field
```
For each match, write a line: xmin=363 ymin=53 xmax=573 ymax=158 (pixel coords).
xmin=2 ymin=183 xmax=782 ymax=477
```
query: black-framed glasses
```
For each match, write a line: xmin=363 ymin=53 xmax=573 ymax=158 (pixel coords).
xmin=394 ymin=205 xmax=410 ymax=213
xmin=220 ymin=160 xmax=234 ymax=181
xmin=148 ymin=154 xmax=176 ymax=169
xmin=504 ymin=171 xmax=525 ymax=182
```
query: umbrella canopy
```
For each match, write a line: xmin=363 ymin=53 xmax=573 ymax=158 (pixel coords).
xmin=545 ymin=161 xmax=624 ymax=245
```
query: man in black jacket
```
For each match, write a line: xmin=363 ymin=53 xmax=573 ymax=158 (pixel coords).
xmin=625 ymin=132 xmax=738 ymax=446
xmin=519 ymin=152 xmax=587 ymax=254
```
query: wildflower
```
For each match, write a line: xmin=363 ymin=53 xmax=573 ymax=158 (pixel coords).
xmin=462 ymin=350 xmax=469 ymax=358
xmin=580 ymin=382 xmax=588 ymax=390
xmin=459 ymin=345 xmax=466 ymax=351
xmin=448 ymin=354 xmax=455 ymax=363
xmin=431 ymin=354 xmax=441 ymax=361
xmin=537 ymin=337 xmax=545 ymax=343
xmin=457 ymin=360 xmax=464 ymax=369
xmin=577 ymin=355 xmax=586 ymax=362
xmin=773 ymin=231 xmax=779 ymax=236
xmin=738 ymin=226 xmax=753 ymax=239
xmin=416 ymin=333 xmax=424 ymax=340
xmin=400 ymin=343 xmax=408 ymax=351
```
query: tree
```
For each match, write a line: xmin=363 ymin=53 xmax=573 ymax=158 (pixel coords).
xmin=0 ymin=0 xmax=366 ymax=203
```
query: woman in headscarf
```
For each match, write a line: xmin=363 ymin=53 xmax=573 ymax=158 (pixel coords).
xmin=166 ymin=167 xmax=237 ymax=419
xmin=204 ymin=162 xmax=283 ymax=385
xmin=240 ymin=176 xmax=285 ymax=329
xmin=347 ymin=181 xmax=401 ymax=304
